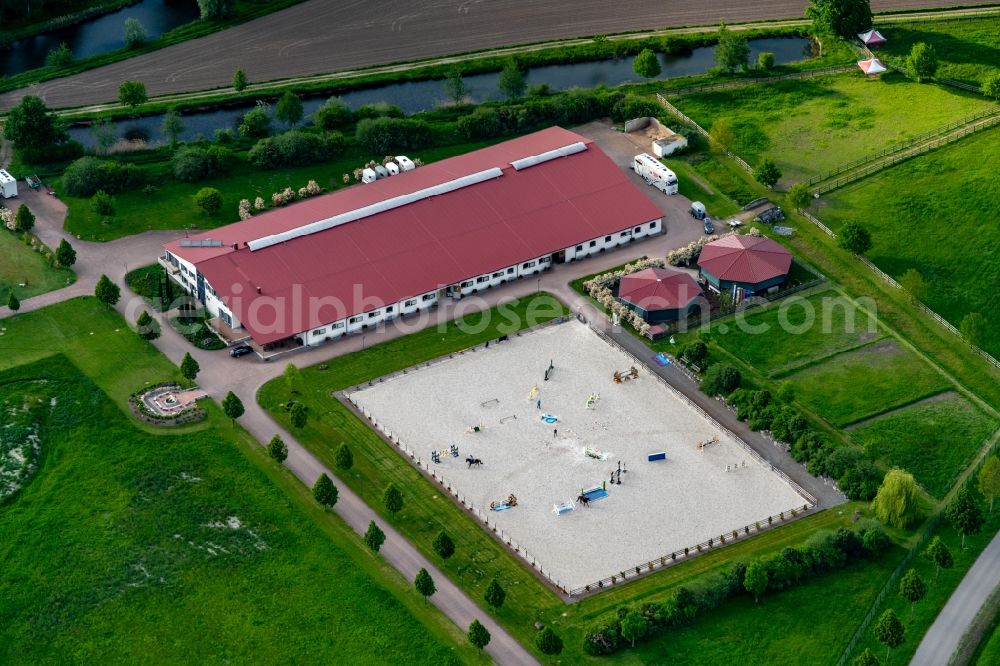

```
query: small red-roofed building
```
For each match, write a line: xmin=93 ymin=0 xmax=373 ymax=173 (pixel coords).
xmin=617 ymin=267 xmax=704 ymax=323
xmin=697 ymin=235 xmax=792 ymax=296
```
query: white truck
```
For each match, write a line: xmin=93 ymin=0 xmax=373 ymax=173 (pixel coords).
xmin=632 ymin=153 xmax=677 ymax=195
xmin=0 ymin=169 xmax=17 ymax=199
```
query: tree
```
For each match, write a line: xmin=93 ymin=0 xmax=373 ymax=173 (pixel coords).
xmin=223 ymin=391 xmax=245 ymax=423
xmin=852 ymin=648 xmax=881 ymax=666
xmin=14 ymin=204 xmax=35 ymax=232
xmin=709 ymin=118 xmax=735 ymax=152
xmin=535 ymin=627 xmax=564 ymax=655
xmin=977 ymin=455 xmax=1000 ymax=513
xmin=715 ymin=23 xmax=750 ymax=73
xmin=46 ymin=42 xmax=73 ymax=67
xmin=633 ymin=48 xmax=662 ymax=79
xmin=444 ymin=69 xmax=468 ymax=104
xmin=124 ymin=17 xmax=147 ymax=48
xmin=898 ymin=568 xmax=926 ymax=619
xmin=922 ymin=536 xmax=954 ymax=580
xmin=383 ymin=483 xmax=404 ymax=515
xmin=364 ymin=520 xmax=386 ymax=553
xmin=498 ymin=59 xmax=526 ymax=99
xmin=94 ymin=274 xmax=121 ymax=307
xmin=837 ymin=221 xmax=872 ymax=255
xmin=467 ymin=619 xmax=491 ymax=651
xmin=898 ymin=268 xmax=927 ymax=303
xmin=161 ymin=107 xmax=184 ymax=147
xmin=433 ymin=530 xmax=455 ymax=559
xmin=620 ymin=610 xmax=647 ymax=647
xmin=753 ymin=158 xmax=782 ymax=188
xmin=907 ymin=42 xmax=939 ymax=82
xmin=946 ymin=486 xmax=985 ymax=548
xmin=91 ymin=190 xmax=115 ymax=216
xmin=484 ymin=578 xmax=506 ymax=609
xmin=4 ymin=96 xmax=64 ymax=151
xmin=787 ymin=182 xmax=812 ymax=211
xmin=334 ymin=442 xmax=354 ymax=471
xmin=806 ymin=0 xmax=873 ymax=39
xmin=135 ymin=310 xmax=161 ymax=340
xmin=873 ymin=608 xmax=905 ymax=661
xmin=744 ymin=559 xmax=769 ymax=603
xmin=6 ymin=292 xmax=20 ymax=312
xmin=197 ymin=0 xmax=235 ymax=20
xmin=313 ymin=472 xmax=339 ymax=507
xmin=682 ymin=341 xmax=708 ymax=366
xmin=960 ymin=312 xmax=987 ymax=348
xmin=701 ymin=363 xmax=741 ymax=396
xmin=982 ymin=72 xmax=1000 ymax=101
xmin=872 ymin=469 xmax=920 ymax=528
xmin=290 ymin=402 xmax=308 ymax=428
xmin=414 ymin=568 xmax=436 ymax=603
xmin=56 ymin=239 xmax=77 ymax=268
xmin=194 ymin=187 xmax=223 ymax=215
xmin=232 ymin=66 xmax=248 ymax=92
xmin=283 ymin=362 xmax=301 ymax=391
xmin=314 ymin=97 xmax=352 ymax=130
xmin=758 ymin=51 xmax=776 ymax=70
xmin=268 ymin=435 xmax=288 ymax=463
xmin=239 ymin=103 xmax=272 ymax=138
xmin=276 ymin=91 xmax=304 ymax=126
xmin=118 ymin=80 xmax=148 ymax=112
xmin=90 ymin=118 xmax=117 ymax=154
xmin=180 ymin=352 xmax=200 ymax=381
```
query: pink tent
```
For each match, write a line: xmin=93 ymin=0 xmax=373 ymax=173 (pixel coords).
xmin=858 ymin=58 xmax=887 ymax=76
xmin=858 ymin=29 xmax=887 ymax=47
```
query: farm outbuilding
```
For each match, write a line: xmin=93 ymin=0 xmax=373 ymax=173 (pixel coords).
xmin=617 ymin=267 xmax=704 ymax=323
xmin=697 ymin=235 xmax=792 ymax=296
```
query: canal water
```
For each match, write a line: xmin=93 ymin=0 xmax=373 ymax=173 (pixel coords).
xmin=66 ymin=37 xmax=812 ymax=148
xmin=0 ymin=0 xmax=201 ymax=76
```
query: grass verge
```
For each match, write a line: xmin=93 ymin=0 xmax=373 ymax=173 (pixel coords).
xmin=0 ymin=228 xmax=75 ymax=303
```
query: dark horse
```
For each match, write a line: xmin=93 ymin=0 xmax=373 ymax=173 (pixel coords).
xmin=466 ymin=456 xmax=483 ymax=468
xmin=576 ymin=494 xmax=591 ymax=507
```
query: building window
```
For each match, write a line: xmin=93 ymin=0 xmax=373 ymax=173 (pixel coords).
xmin=461 ymin=281 xmax=473 ymax=288
xmin=604 ymin=235 xmax=611 ymax=242
xmin=332 ymin=322 xmax=344 ymax=329
xmin=540 ymin=256 xmax=551 ymax=264
xmin=386 ymin=305 xmax=394 ymax=313
xmin=649 ymin=221 xmax=656 ymax=229
xmin=220 ymin=311 xmax=232 ymax=326
xmin=522 ymin=261 xmax=536 ymax=269
xmin=349 ymin=316 xmax=362 ymax=324
xmin=405 ymin=299 xmax=416 ymax=307
xmin=507 ymin=267 xmax=515 ymax=274
xmin=422 ymin=293 xmax=436 ymax=301
xmin=492 ymin=272 xmax=504 ymax=279
xmin=476 ymin=276 xmax=489 ymax=283
xmin=620 ymin=231 xmax=629 ymax=238
xmin=312 ymin=327 xmax=326 ymax=336
xmin=575 ymin=245 xmax=583 ymax=252
xmin=367 ymin=311 xmax=378 ymax=319
xmin=634 ymin=226 xmax=641 ymax=233
xmin=589 ymin=240 xmax=597 ymax=248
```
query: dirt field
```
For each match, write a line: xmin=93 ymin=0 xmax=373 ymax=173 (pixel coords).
xmin=1 ymin=0 xmax=991 ymax=110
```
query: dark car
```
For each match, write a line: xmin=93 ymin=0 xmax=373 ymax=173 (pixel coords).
xmin=703 ymin=218 xmax=715 ymax=235
xmin=230 ymin=345 xmax=254 ymax=358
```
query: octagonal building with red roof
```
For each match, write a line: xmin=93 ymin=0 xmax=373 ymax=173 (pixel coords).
xmin=696 ymin=235 xmax=792 ymax=296
xmin=617 ymin=267 xmax=704 ymax=323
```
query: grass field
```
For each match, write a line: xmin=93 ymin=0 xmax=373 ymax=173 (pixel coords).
xmin=849 ymin=395 xmax=996 ymax=498
xmin=974 ymin=607 xmax=1000 ymax=666
xmin=879 ymin=17 xmax=1000 ymax=87
xmin=816 ymin=126 xmax=1000 ymax=358
xmin=0 ymin=298 xmax=485 ymax=663
xmin=689 ymin=289 xmax=883 ymax=377
xmin=788 ymin=340 xmax=952 ymax=427
xmin=59 ymin=139 xmax=500 ymax=241
xmin=671 ymin=72 xmax=995 ymax=183
xmin=0 ymin=229 xmax=75 ymax=304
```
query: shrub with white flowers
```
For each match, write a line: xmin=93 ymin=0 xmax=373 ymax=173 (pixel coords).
xmin=238 ymin=198 xmax=252 ymax=220
xmin=253 ymin=197 xmax=266 ymax=211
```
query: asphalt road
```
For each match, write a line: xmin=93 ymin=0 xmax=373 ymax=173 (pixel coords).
xmin=2 ymin=0 xmax=994 ymax=110
xmin=910 ymin=530 xmax=1000 ymax=666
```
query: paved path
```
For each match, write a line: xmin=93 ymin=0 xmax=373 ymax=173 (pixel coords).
xmin=910 ymin=530 xmax=1000 ymax=666
xmin=2 ymin=0 xmax=994 ymax=111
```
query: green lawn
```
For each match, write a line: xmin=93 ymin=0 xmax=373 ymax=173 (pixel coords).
xmin=788 ymin=340 xmax=952 ymax=427
xmin=849 ymin=395 xmax=996 ymax=498
xmin=878 ymin=17 xmax=1000 ymax=87
xmin=59 ymin=140 xmax=501 ymax=241
xmin=659 ymin=155 xmax=743 ymax=217
xmin=974 ymin=607 xmax=1000 ymax=666
xmin=699 ymin=289 xmax=884 ymax=377
xmin=0 ymin=229 xmax=75 ymax=303
xmin=671 ymin=72 xmax=995 ymax=182
xmin=0 ymin=299 xmax=485 ymax=663
xmin=816 ymin=125 xmax=1000 ymax=358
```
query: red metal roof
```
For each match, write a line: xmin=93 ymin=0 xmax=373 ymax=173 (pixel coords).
xmin=166 ymin=127 xmax=662 ymax=344
xmin=696 ymin=235 xmax=791 ymax=285
xmin=618 ymin=267 xmax=702 ymax=311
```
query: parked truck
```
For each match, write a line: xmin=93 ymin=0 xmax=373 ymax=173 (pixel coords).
xmin=0 ymin=169 xmax=17 ymax=199
xmin=632 ymin=153 xmax=678 ymax=195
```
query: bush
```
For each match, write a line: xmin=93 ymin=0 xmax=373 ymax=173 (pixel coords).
xmin=247 ymin=130 xmax=345 ymax=169
xmin=314 ymin=97 xmax=353 ymax=130
xmin=124 ymin=18 xmax=147 ymax=48
xmin=757 ymin=51 xmax=775 ymax=70
xmin=682 ymin=341 xmax=708 ymax=366
xmin=611 ymin=96 xmax=661 ymax=123
xmin=239 ymin=103 xmax=272 ymax=138
xmin=701 ymin=363 xmax=741 ymax=396
xmin=193 ymin=187 xmax=223 ymax=215
xmin=90 ymin=190 xmax=115 ymax=216
xmin=355 ymin=117 xmax=431 ymax=154
xmin=353 ymin=102 xmax=404 ymax=120
xmin=172 ymin=146 xmax=234 ymax=182
xmin=583 ymin=622 xmax=620 ymax=656
xmin=457 ymin=107 xmax=505 ymax=140
xmin=62 ymin=157 xmax=142 ymax=197
xmin=46 ymin=42 xmax=73 ymax=67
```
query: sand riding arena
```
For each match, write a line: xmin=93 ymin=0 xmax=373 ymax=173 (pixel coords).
xmin=347 ymin=320 xmax=811 ymax=593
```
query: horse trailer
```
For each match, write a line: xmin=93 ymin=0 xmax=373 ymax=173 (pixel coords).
xmin=632 ymin=154 xmax=678 ymax=195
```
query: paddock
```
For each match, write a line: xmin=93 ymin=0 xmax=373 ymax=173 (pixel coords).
xmin=348 ymin=321 xmax=807 ymax=591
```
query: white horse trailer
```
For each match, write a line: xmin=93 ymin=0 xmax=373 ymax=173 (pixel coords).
xmin=0 ymin=169 xmax=16 ymax=199
xmin=361 ymin=168 xmax=377 ymax=184
xmin=395 ymin=155 xmax=415 ymax=171
xmin=632 ymin=154 xmax=678 ymax=195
